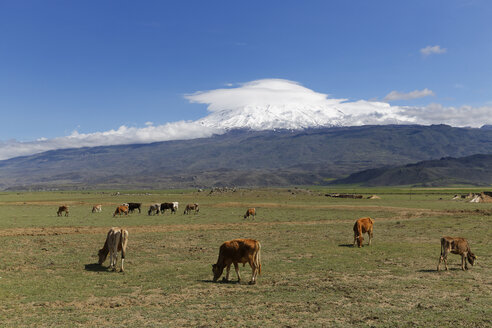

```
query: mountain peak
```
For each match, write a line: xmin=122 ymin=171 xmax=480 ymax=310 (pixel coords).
xmin=189 ymin=79 xmax=414 ymax=131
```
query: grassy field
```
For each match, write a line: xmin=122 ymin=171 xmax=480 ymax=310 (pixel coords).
xmin=0 ymin=188 xmax=491 ymax=327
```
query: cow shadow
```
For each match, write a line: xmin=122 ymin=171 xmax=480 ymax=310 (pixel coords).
xmin=84 ymin=263 xmax=109 ymax=272
xmin=338 ymin=244 xmax=355 ymax=248
xmin=418 ymin=268 xmax=461 ymax=273
xmin=198 ymin=279 xmax=240 ymax=284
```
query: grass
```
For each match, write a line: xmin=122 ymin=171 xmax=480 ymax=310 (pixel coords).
xmin=0 ymin=188 xmax=491 ymax=327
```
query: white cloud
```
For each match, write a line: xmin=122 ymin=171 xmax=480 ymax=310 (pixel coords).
xmin=185 ymin=79 xmax=339 ymax=113
xmin=0 ymin=121 xmax=222 ymax=160
xmin=420 ymin=45 xmax=447 ymax=56
xmin=399 ymin=103 xmax=492 ymax=128
xmin=384 ymin=88 xmax=435 ymax=101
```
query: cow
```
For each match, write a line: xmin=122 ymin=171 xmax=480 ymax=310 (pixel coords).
xmin=98 ymin=227 xmax=129 ymax=272
xmin=126 ymin=202 xmax=142 ymax=214
xmin=184 ymin=203 xmax=199 ymax=215
xmin=353 ymin=217 xmax=374 ymax=247
xmin=437 ymin=236 xmax=477 ymax=271
xmin=147 ymin=203 xmax=160 ymax=216
xmin=160 ymin=202 xmax=176 ymax=214
xmin=113 ymin=205 xmax=129 ymax=217
xmin=212 ymin=239 xmax=261 ymax=285
xmin=244 ymin=208 xmax=256 ymax=219
xmin=92 ymin=204 xmax=102 ymax=213
xmin=57 ymin=206 xmax=69 ymax=217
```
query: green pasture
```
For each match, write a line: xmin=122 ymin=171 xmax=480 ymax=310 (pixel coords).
xmin=0 ymin=188 xmax=490 ymax=327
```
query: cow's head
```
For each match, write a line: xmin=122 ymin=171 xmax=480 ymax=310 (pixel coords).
xmin=212 ymin=264 xmax=223 ymax=282
xmin=98 ymin=248 xmax=108 ymax=265
xmin=356 ymin=235 xmax=364 ymax=248
xmin=467 ymin=252 xmax=477 ymax=266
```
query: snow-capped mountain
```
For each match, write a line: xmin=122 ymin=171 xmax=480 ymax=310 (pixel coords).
xmin=196 ymin=100 xmax=414 ymax=130
xmin=190 ymin=79 xmax=414 ymax=130
xmin=197 ymin=104 xmax=344 ymax=130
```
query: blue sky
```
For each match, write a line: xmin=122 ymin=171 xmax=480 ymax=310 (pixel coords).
xmin=0 ymin=0 xmax=491 ymax=157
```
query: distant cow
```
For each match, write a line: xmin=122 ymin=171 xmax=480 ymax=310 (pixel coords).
xmin=438 ymin=236 xmax=477 ymax=271
xmin=160 ymin=202 xmax=176 ymax=214
xmin=92 ymin=204 xmax=102 ymax=213
xmin=113 ymin=205 xmax=129 ymax=217
xmin=212 ymin=238 xmax=261 ymax=285
xmin=57 ymin=206 xmax=69 ymax=217
xmin=353 ymin=217 xmax=374 ymax=247
xmin=98 ymin=227 xmax=129 ymax=272
xmin=126 ymin=203 xmax=142 ymax=214
xmin=184 ymin=203 xmax=199 ymax=215
xmin=244 ymin=208 xmax=256 ymax=219
xmin=147 ymin=203 xmax=160 ymax=216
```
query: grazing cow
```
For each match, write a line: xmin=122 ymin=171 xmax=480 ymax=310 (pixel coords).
xmin=160 ymin=202 xmax=176 ymax=214
xmin=98 ymin=227 xmax=129 ymax=272
xmin=113 ymin=205 xmax=129 ymax=217
xmin=438 ymin=236 xmax=477 ymax=271
xmin=125 ymin=202 xmax=141 ymax=214
xmin=147 ymin=203 xmax=160 ymax=216
xmin=92 ymin=204 xmax=102 ymax=213
xmin=212 ymin=239 xmax=261 ymax=285
xmin=184 ymin=203 xmax=199 ymax=215
xmin=57 ymin=206 xmax=69 ymax=217
xmin=244 ymin=208 xmax=256 ymax=219
xmin=353 ymin=217 xmax=374 ymax=247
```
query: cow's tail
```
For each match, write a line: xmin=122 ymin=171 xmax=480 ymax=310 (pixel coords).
xmin=254 ymin=241 xmax=261 ymax=275
xmin=120 ymin=229 xmax=129 ymax=259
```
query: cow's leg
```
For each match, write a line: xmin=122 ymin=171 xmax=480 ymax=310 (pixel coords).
xmin=353 ymin=233 xmax=357 ymax=247
xmin=444 ymin=251 xmax=449 ymax=271
xmin=233 ymin=263 xmax=241 ymax=282
xmin=249 ymin=261 xmax=257 ymax=285
xmin=224 ymin=264 xmax=231 ymax=282
xmin=120 ymin=251 xmax=125 ymax=272
xmin=113 ymin=253 xmax=118 ymax=271
xmin=368 ymin=230 xmax=373 ymax=246
xmin=462 ymin=254 xmax=467 ymax=270
xmin=109 ymin=252 xmax=114 ymax=270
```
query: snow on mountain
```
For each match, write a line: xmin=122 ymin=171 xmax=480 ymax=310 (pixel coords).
xmin=189 ymin=79 xmax=415 ymax=130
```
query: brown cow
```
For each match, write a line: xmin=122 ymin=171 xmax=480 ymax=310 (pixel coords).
xmin=92 ymin=204 xmax=102 ymax=213
xmin=184 ymin=203 xmax=199 ymax=215
xmin=244 ymin=208 xmax=256 ymax=219
xmin=353 ymin=217 xmax=374 ymax=247
xmin=437 ymin=236 xmax=477 ymax=271
xmin=57 ymin=206 xmax=69 ymax=217
xmin=212 ymin=238 xmax=261 ymax=285
xmin=113 ymin=205 xmax=129 ymax=217
xmin=98 ymin=227 xmax=129 ymax=272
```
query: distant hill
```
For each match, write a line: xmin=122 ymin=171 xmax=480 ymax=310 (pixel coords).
xmin=331 ymin=154 xmax=492 ymax=187
xmin=1 ymin=124 xmax=492 ymax=190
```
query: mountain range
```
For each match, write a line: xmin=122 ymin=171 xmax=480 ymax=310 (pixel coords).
xmin=1 ymin=124 xmax=492 ymax=190
xmin=332 ymin=154 xmax=492 ymax=187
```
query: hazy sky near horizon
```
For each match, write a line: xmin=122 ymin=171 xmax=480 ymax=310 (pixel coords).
xmin=1 ymin=1 xmax=491 ymax=147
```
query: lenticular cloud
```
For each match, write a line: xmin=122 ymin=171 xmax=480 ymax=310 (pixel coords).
xmin=1 ymin=78 xmax=492 ymax=160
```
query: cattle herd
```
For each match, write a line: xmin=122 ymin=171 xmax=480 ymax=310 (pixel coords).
xmin=56 ymin=201 xmax=477 ymax=283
